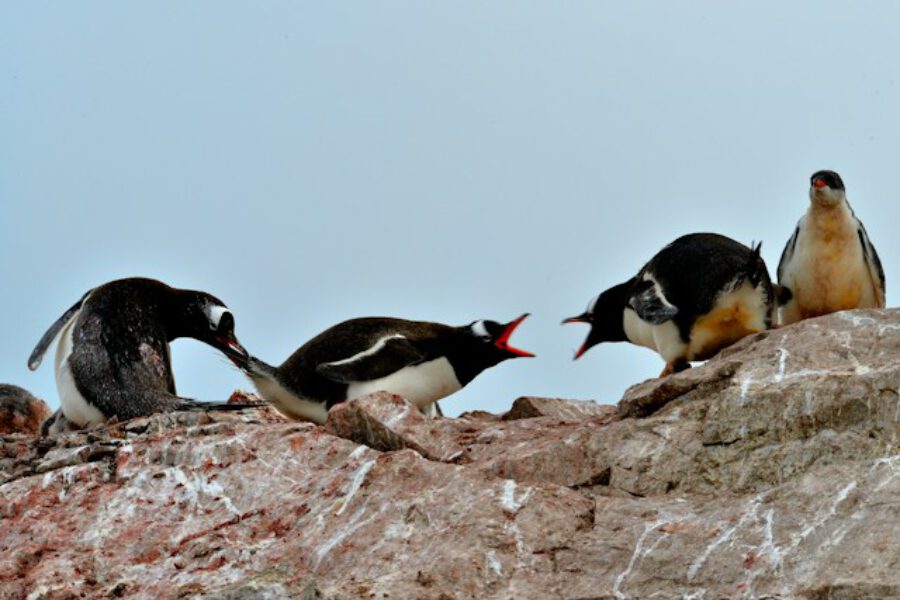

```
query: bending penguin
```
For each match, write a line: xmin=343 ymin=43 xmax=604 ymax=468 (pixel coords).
xmin=29 ymin=277 xmax=251 ymax=434
xmin=233 ymin=314 xmax=534 ymax=423
xmin=777 ymin=170 xmax=885 ymax=325
xmin=564 ymin=233 xmax=775 ymax=377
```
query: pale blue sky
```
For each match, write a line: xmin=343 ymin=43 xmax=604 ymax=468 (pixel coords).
xmin=3 ymin=2 xmax=898 ymax=416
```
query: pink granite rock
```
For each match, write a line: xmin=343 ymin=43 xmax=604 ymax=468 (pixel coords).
xmin=0 ymin=309 xmax=898 ymax=599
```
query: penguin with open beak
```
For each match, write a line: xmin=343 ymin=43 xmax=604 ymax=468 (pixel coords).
xmin=777 ymin=170 xmax=885 ymax=325
xmin=564 ymin=233 xmax=775 ymax=377
xmin=233 ymin=314 xmax=534 ymax=423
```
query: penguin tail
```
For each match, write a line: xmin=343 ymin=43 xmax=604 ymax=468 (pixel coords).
xmin=742 ymin=241 xmax=769 ymax=289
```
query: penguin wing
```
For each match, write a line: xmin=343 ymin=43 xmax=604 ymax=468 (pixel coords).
xmin=777 ymin=224 xmax=800 ymax=284
xmin=857 ymin=221 xmax=886 ymax=306
xmin=628 ymin=279 xmax=679 ymax=325
xmin=775 ymin=224 xmax=800 ymax=306
xmin=28 ymin=289 xmax=93 ymax=371
xmin=316 ymin=334 xmax=426 ymax=383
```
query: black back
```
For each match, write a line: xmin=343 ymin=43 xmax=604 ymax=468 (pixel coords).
xmin=639 ymin=233 xmax=774 ymax=341
xmin=272 ymin=317 xmax=503 ymax=407
xmin=44 ymin=277 xmax=242 ymax=422
xmin=66 ymin=279 xmax=181 ymax=420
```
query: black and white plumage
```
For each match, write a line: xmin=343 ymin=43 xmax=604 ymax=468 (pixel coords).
xmin=236 ymin=314 xmax=534 ymax=423
xmin=564 ymin=233 xmax=775 ymax=376
xmin=28 ymin=277 xmax=250 ymax=431
xmin=777 ymin=170 xmax=885 ymax=325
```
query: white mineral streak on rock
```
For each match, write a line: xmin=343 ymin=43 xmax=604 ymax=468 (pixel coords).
xmin=336 ymin=459 xmax=376 ymax=516
xmin=385 ymin=405 xmax=410 ymax=428
xmin=688 ymin=495 xmax=762 ymax=581
xmin=614 ymin=515 xmax=674 ymax=599
xmin=485 ymin=550 xmax=503 ymax=577
xmin=775 ymin=348 xmax=788 ymax=383
xmin=499 ymin=479 xmax=533 ymax=514
xmin=173 ymin=467 xmax=241 ymax=516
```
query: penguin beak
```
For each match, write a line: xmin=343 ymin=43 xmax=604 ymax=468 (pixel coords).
xmin=561 ymin=313 xmax=590 ymax=325
xmin=562 ymin=313 xmax=596 ymax=360
xmin=494 ymin=313 xmax=535 ymax=358
xmin=572 ymin=341 xmax=591 ymax=361
xmin=812 ymin=179 xmax=827 ymax=189
xmin=216 ymin=335 xmax=249 ymax=365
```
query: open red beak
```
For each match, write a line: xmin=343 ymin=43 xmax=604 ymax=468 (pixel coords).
xmin=813 ymin=180 xmax=827 ymax=188
xmin=494 ymin=313 xmax=535 ymax=357
xmin=217 ymin=336 xmax=249 ymax=365
xmin=572 ymin=342 xmax=589 ymax=360
xmin=562 ymin=313 xmax=591 ymax=360
xmin=562 ymin=313 xmax=589 ymax=325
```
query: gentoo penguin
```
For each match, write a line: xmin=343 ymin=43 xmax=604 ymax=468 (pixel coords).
xmin=777 ymin=170 xmax=885 ymax=325
xmin=564 ymin=233 xmax=775 ymax=376
xmin=28 ymin=277 xmax=251 ymax=431
xmin=234 ymin=314 xmax=534 ymax=423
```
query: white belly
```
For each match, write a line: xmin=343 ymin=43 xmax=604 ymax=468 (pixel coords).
xmin=250 ymin=374 xmax=329 ymax=424
xmin=347 ymin=357 xmax=462 ymax=409
xmin=781 ymin=210 xmax=879 ymax=324
xmin=54 ymin=313 xmax=105 ymax=428
xmin=623 ymin=308 xmax=686 ymax=364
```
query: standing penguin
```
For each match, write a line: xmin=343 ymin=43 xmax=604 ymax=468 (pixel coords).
xmin=28 ymin=277 xmax=250 ymax=431
xmin=564 ymin=233 xmax=775 ymax=376
xmin=234 ymin=314 xmax=534 ymax=423
xmin=777 ymin=170 xmax=885 ymax=325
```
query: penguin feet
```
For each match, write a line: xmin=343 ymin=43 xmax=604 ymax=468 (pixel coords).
xmin=660 ymin=359 xmax=691 ymax=378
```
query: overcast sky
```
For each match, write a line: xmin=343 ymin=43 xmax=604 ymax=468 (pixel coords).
xmin=3 ymin=2 xmax=898 ymax=417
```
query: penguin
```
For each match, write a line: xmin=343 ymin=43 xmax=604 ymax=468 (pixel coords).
xmin=563 ymin=233 xmax=775 ymax=377
xmin=777 ymin=170 xmax=885 ymax=325
xmin=233 ymin=314 xmax=534 ymax=423
xmin=28 ymin=277 xmax=251 ymax=431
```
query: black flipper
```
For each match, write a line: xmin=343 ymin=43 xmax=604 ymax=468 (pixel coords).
xmin=857 ymin=223 xmax=886 ymax=305
xmin=176 ymin=399 xmax=265 ymax=412
xmin=316 ymin=335 xmax=426 ymax=383
xmin=776 ymin=225 xmax=799 ymax=284
xmin=629 ymin=280 xmax=679 ymax=325
xmin=28 ymin=289 xmax=93 ymax=371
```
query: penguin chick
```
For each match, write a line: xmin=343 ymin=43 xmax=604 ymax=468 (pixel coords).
xmin=777 ymin=170 xmax=885 ymax=325
xmin=28 ymin=277 xmax=251 ymax=430
xmin=564 ymin=233 xmax=775 ymax=377
xmin=234 ymin=314 xmax=534 ymax=423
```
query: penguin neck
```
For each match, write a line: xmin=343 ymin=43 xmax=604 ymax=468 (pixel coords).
xmin=161 ymin=290 xmax=204 ymax=341
xmin=445 ymin=332 xmax=506 ymax=387
xmin=604 ymin=279 xmax=634 ymax=343
xmin=807 ymin=196 xmax=853 ymax=236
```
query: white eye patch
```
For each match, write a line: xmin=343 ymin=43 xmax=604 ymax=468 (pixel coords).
xmin=204 ymin=304 xmax=231 ymax=330
xmin=585 ymin=294 xmax=600 ymax=315
xmin=470 ymin=320 xmax=491 ymax=339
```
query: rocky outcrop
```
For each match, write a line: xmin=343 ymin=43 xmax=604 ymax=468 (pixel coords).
xmin=0 ymin=384 xmax=50 ymax=435
xmin=1 ymin=309 xmax=898 ymax=599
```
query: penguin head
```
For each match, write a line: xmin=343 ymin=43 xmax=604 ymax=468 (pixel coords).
xmin=179 ymin=293 xmax=249 ymax=365
xmin=562 ymin=281 xmax=631 ymax=360
xmin=809 ymin=170 xmax=846 ymax=207
xmin=465 ymin=313 xmax=535 ymax=363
